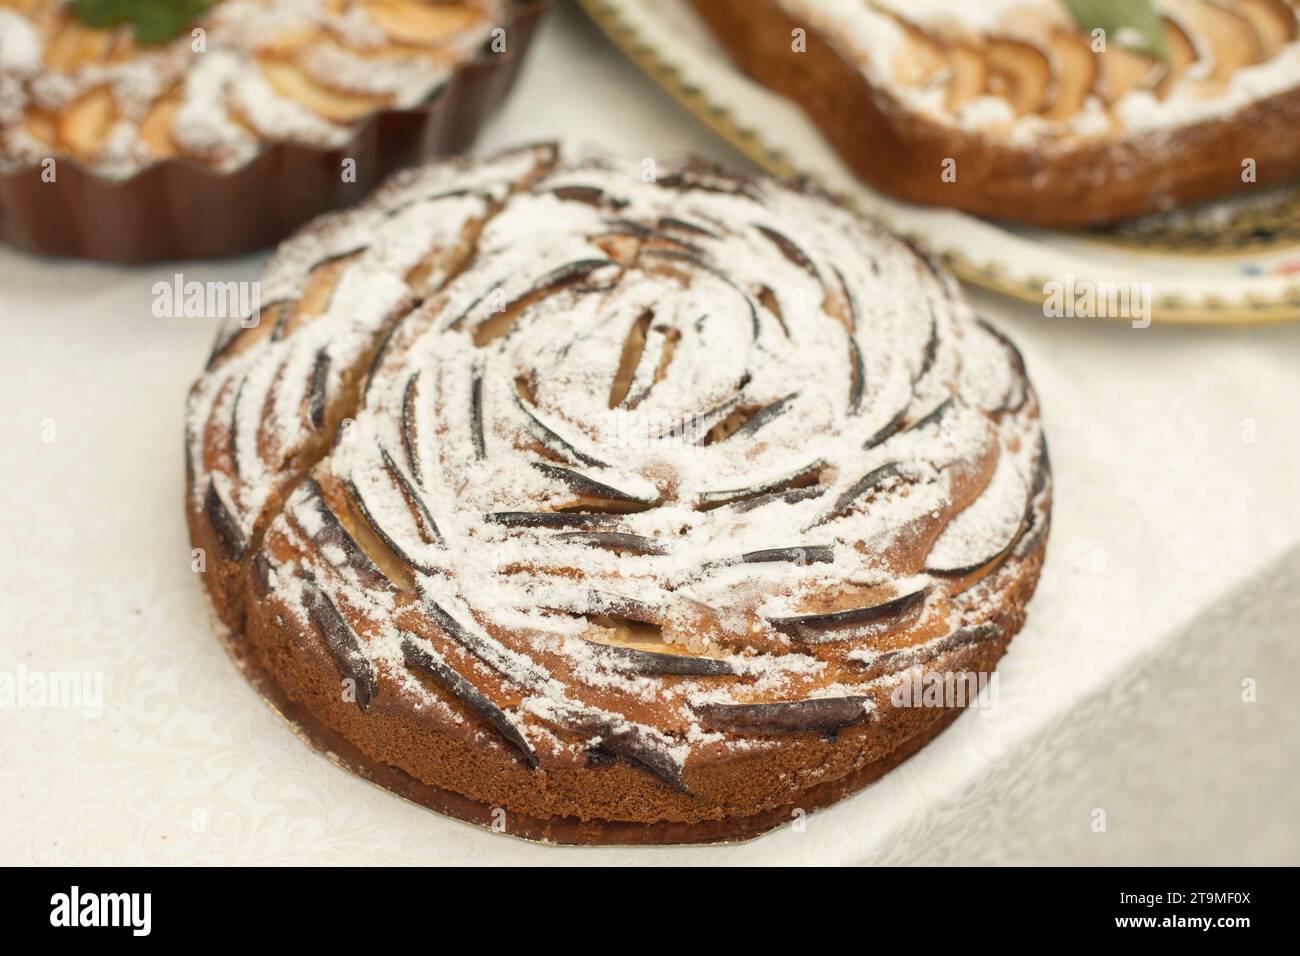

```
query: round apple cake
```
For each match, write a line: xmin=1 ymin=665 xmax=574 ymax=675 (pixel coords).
xmin=185 ymin=143 xmax=1052 ymax=843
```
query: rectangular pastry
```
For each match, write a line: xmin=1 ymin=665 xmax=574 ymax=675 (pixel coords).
xmin=690 ymin=0 xmax=1300 ymax=225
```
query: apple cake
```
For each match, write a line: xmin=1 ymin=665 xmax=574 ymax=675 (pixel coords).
xmin=689 ymin=0 xmax=1300 ymax=226
xmin=186 ymin=143 xmax=1052 ymax=843
xmin=0 ymin=0 xmax=543 ymax=258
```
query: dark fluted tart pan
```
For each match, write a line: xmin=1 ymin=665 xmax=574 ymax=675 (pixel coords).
xmin=0 ymin=0 xmax=547 ymax=263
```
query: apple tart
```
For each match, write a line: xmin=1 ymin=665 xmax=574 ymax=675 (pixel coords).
xmin=689 ymin=0 xmax=1300 ymax=226
xmin=186 ymin=143 xmax=1052 ymax=843
xmin=0 ymin=0 xmax=544 ymax=259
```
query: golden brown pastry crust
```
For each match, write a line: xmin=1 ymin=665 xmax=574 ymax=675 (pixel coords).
xmin=689 ymin=0 xmax=1300 ymax=226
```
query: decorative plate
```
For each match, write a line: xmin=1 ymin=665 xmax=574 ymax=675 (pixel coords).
xmin=578 ymin=0 xmax=1300 ymax=325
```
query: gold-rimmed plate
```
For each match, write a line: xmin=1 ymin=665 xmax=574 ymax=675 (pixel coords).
xmin=579 ymin=0 xmax=1300 ymax=325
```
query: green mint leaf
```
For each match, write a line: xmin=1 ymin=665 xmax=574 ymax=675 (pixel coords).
xmin=1061 ymin=0 xmax=1169 ymax=61
xmin=70 ymin=0 xmax=130 ymax=29
xmin=72 ymin=0 xmax=216 ymax=47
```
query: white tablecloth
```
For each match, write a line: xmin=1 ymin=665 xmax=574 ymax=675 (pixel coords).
xmin=2 ymin=2 xmax=1298 ymax=865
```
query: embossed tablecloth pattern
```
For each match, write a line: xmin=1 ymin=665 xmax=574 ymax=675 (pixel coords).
xmin=2 ymin=4 xmax=1298 ymax=865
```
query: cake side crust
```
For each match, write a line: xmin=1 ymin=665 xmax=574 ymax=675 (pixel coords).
xmin=189 ymin=478 xmax=1049 ymax=844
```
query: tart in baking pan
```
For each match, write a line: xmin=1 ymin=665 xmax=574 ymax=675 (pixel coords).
xmin=186 ymin=143 xmax=1052 ymax=843
xmin=0 ymin=0 xmax=545 ymax=260
xmin=689 ymin=0 xmax=1300 ymax=226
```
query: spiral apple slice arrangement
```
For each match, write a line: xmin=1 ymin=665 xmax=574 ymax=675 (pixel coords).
xmin=187 ymin=144 xmax=1051 ymax=812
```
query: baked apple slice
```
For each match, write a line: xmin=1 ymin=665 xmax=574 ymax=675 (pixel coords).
xmin=259 ymin=60 xmax=391 ymax=123
xmin=365 ymin=0 xmax=481 ymax=46
xmin=1043 ymin=32 xmax=1098 ymax=122
xmin=303 ymin=578 xmax=378 ymax=711
xmin=985 ymin=38 xmax=1053 ymax=115
xmin=1096 ymin=44 xmax=1163 ymax=105
xmin=695 ymin=696 xmax=872 ymax=734
xmin=42 ymin=19 xmax=114 ymax=71
xmin=945 ymin=43 xmax=989 ymax=111
xmin=889 ymin=19 xmax=947 ymax=89
xmin=58 ymin=87 xmax=114 ymax=160
xmin=21 ymin=109 xmax=57 ymax=148
xmin=1155 ymin=15 xmax=1199 ymax=97
xmin=1237 ymin=0 xmax=1299 ymax=59
xmin=1182 ymin=1 xmax=1265 ymax=84
xmin=139 ymin=96 xmax=180 ymax=158
xmin=581 ymin=615 xmax=738 ymax=676
xmin=767 ymin=586 xmax=928 ymax=643
xmin=401 ymin=637 xmax=538 ymax=766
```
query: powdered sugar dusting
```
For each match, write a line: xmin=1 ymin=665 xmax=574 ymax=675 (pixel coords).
xmin=0 ymin=0 xmax=506 ymax=174
xmin=775 ymin=0 xmax=1300 ymax=145
xmin=189 ymin=145 xmax=1050 ymax=777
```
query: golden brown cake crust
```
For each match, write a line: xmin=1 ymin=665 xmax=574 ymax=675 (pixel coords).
xmin=689 ymin=0 xmax=1300 ymax=227
xmin=196 ymin=508 xmax=1046 ymax=843
xmin=185 ymin=144 xmax=1052 ymax=844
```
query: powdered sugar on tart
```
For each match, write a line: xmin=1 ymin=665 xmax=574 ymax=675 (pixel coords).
xmin=0 ymin=0 xmax=506 ymax=175
xmin=777 ymin=0 xmax=1300 ymax=147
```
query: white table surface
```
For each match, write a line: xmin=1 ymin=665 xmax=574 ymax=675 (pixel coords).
xmin=2 ymin=1 xmax=1298 ymax=866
